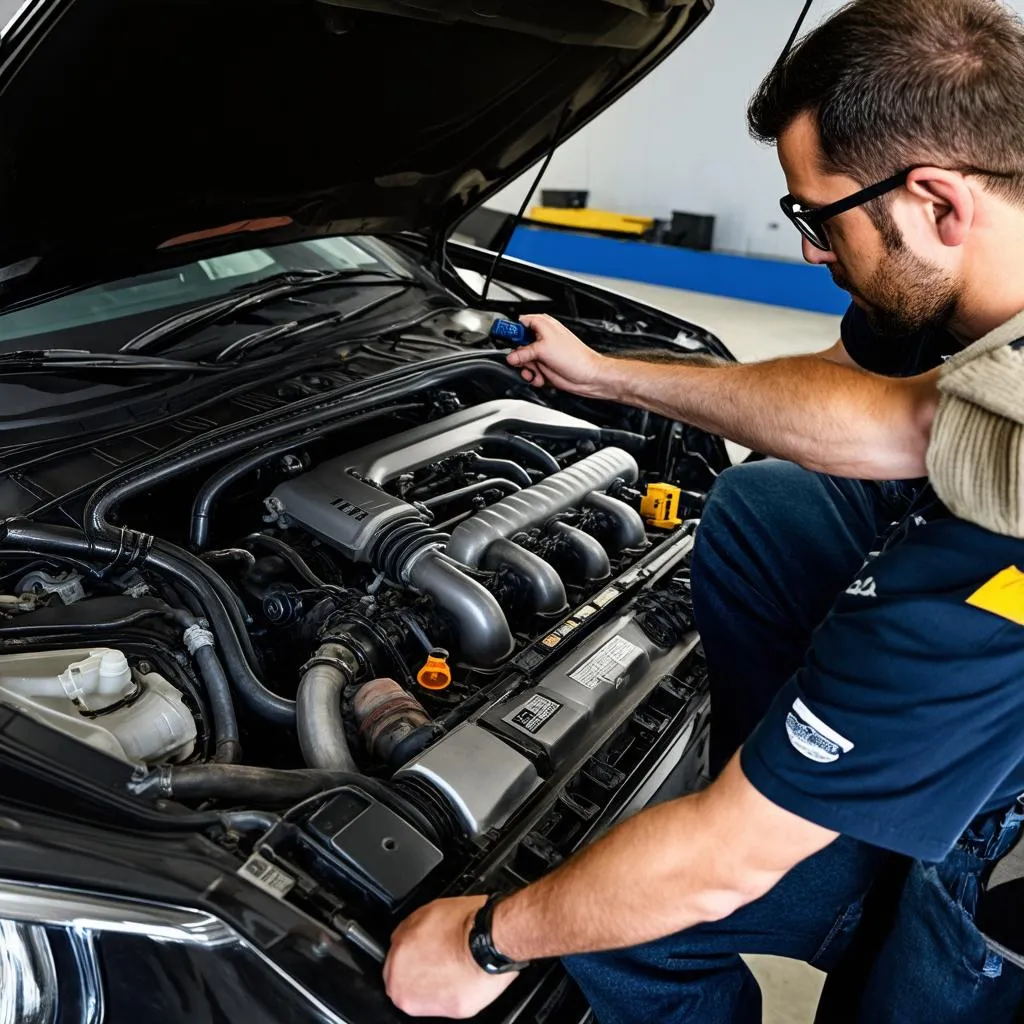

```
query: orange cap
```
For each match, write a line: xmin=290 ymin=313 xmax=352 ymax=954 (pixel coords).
xmin=417 ymin=648 xmax=452 ymax=691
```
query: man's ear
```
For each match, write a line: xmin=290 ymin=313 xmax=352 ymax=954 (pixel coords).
xmin=905 ymin=168 xmax=974 ymax=247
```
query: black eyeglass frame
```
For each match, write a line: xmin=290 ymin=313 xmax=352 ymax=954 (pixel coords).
xmin=780 ymin=169 xmax=912 ymax=251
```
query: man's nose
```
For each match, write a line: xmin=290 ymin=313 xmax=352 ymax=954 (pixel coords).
xmin=802 ymin=237 xmax=837 ymax=266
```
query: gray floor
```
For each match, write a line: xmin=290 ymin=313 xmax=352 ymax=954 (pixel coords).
xmin=579 ymin=274 xmax=843 ymax=1024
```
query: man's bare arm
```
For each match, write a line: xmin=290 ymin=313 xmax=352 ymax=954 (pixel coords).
xmin=509 ymin=316 xmax=939 ymax=480
xmin=491 ymin=755 xmax=837 ymax=960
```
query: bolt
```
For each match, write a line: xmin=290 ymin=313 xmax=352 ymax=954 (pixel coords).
xmin=137 ymin=660 xmax=152 ymax=675
xmin=280 ymin=454 xmax=304 ymax=475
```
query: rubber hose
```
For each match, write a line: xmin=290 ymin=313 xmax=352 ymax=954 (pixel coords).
xmin=0 ymin=521 xmax=295 ymax=726
xmin=244 ymin=533 xmax=332 ymax=590
xmin=193 ymin=645 xmax=242 ymax=764
xmin=297 ymin=643 xmax=362 ymax=772
xmin=167 ymin=764 xmax=361 ymax=803
xmin=421 ymin=477 xmax=520 ymax=511
xmin=161 ymin=765 xmax=444 ymax=846
xmin=141 ymin=603 xmax=241 ymax=764
xmin=494 ymin=433 xmax=560 ymax=475
xmin=465 ymin=454 xmax=532 ymax=488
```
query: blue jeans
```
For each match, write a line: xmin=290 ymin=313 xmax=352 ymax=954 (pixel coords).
xmin=564 ymin=461 xmax=1024 ymax=1023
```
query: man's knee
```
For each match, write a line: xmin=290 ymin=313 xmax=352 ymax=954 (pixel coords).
xmin=697 ymin=461 xmax=821 ymax=550
xmin=692 ymin=461 xmax=819 ymax=591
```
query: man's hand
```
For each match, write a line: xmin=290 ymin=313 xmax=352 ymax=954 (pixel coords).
xmin=384 ymin=895 xmax=518 ymax=1018
xmin=506 ymin=314 xmax=611 ymax=397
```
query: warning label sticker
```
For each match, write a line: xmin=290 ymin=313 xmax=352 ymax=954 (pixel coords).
xmin=239 ymin=854 xmax=296 ymax=899
xmin=593 ymin=587 xmax=619 ymax=609
xmin=569 ymin=635 xmax=645 ymax=690
xmin=505 ymin=694 xmax=563 ymax=734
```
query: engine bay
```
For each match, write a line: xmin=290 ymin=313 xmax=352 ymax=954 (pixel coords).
xmin=0 ymin=301 xmax=724 ymax=963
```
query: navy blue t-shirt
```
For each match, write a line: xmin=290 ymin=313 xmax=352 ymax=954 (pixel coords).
xmin=742 ymin=513 xmax=1024 ymax=863
xmin=841 ymin=303 xmax=959 ymax=377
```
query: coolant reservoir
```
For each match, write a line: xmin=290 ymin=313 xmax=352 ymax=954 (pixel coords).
xmin=0 ymin=647 xmax=196 ymax=765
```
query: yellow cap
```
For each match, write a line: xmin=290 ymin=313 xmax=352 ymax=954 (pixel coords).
xmin=640 ymin=483 xmax=683 ymax=530
xmin=417 ymin=648 xmax=452 ymax=691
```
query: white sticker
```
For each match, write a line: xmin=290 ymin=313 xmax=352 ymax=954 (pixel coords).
xmin=569 ymin=635 xmax=645 ymax=690
xmin=239 ymin=854 xmax=296 ymax=898
xmin=505 ymin=694 xmax=563 ymax=735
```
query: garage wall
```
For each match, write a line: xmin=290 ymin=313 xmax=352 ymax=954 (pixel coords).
xmin=486 ymin=0 xmax=1024 ymax=260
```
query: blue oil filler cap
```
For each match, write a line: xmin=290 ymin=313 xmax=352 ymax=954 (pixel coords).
xmin=489 ymin=319 xmax=535 ymax=346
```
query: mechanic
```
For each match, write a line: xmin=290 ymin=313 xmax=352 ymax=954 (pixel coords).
xmin=383 ymin=2 xmax=1024 ymax=1021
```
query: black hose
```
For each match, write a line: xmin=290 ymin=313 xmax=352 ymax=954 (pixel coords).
xmin=244 ymin=534 xmax=335 ymax=591
xmin=0 ymin=521 xmax=295 ymax=726
xmin=147 ymin=538 xmax=292 ymax=723
xmin=0 ymin=550 xmax=105 ymax=582
xmin=158 ymin=602 xmax=240 ymax=761
xmin=192 ymin=644 xmax=242 ymax=764
xmin=201 ymin=549 xmax=257 ymax=571
xmin=465 ymin=454 xmax=532 ymax=488
xmin=0 ymin=607 xmax=171 ymax=637
xmin=494 ymin=434 xmax=560 ymax=475
xmin=189 ymin=402 xmax=423 ymax=550
xmin=161 ymin=764 xmax=444 ymax=846
xmin=421 ymin=477 xmax=520 ymax=511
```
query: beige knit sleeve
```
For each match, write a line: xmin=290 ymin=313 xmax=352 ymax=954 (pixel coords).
xmin=925 ymin=310 xmax=1024 ymax=538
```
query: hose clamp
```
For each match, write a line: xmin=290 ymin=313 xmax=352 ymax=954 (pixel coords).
xmin=183 ymin=623 xmax=215 ymax=655
xmin=299 ymin=654 xmax=355 ymax=677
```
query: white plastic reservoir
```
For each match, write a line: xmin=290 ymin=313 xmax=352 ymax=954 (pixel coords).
xmin=0 ymin=647 xmax=196 ymax=765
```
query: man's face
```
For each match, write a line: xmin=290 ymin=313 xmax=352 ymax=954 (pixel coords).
xmin=777 ymin=113 xmax=961 ymax=337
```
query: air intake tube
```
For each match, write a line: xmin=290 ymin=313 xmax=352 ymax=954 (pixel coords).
xmin=297 ymin=642 xmax=364 ymax=772
xmin=405 ymin=548 xmax=515 ymax=665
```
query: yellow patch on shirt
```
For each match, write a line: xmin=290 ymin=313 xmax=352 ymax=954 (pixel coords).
xmin=966 ymin=566 xmax=1024 ymax=628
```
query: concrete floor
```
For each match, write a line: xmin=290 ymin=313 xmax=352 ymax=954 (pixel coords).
xmin=580 ymin=274 xmax=844 ymax=1024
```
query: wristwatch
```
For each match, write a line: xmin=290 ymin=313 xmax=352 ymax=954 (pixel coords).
xmin=468 ymin=893 xmax=531 ymax=975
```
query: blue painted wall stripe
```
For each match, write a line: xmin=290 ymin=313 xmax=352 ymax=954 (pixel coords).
xmin=505 ymin=226 xmax=850 ymax=316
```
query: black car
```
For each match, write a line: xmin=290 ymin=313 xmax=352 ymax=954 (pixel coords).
xmin=0 ymin=2 xmax=730 ymax=1021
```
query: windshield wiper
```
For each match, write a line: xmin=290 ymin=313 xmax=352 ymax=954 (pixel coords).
xmin=211 ymin=286 xmax=418 ymax=363
xmin=0 ymin=349 xmax=217 ymax=375
xmin=120 ymin=269 xmax=415 ymax=356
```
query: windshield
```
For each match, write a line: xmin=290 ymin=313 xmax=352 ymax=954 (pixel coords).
xmin=0 ymin=236 xmax=411 ymax=352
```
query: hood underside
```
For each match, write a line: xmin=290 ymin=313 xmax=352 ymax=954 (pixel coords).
xmin=0 ymin=0 xmax=710 ymax=305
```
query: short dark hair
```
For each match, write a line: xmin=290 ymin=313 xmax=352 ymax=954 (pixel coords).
xmin=748 ymin=0 xmax=1024 ymax=206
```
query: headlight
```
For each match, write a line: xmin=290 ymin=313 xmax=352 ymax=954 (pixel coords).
xmin=0 ymin=919 xmax=57 ymax=1024
xmin=0 ymin=879 xmax=350 ymax=1024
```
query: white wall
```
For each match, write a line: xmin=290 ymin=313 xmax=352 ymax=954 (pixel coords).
xmin=486 ymin=0 xmax=1023 ymax=260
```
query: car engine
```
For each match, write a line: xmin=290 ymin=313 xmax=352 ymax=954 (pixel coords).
xmin=0 ymin=311 xmax=724 ymax=958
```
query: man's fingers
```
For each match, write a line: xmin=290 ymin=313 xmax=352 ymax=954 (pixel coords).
xmin=519 ymin=313 xmax=551 ymax=331
xmin=506 ymin=342 xmax=542 ymax=366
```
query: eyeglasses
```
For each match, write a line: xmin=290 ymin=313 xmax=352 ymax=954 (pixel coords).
xmin=780 ymin=169 xmax=913 ymax=251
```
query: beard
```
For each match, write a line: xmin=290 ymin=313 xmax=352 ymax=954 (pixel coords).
xmin=831 ymin=230 xmax=960 ymax=338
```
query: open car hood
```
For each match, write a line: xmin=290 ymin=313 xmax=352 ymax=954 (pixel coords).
xmin=0 ymin=0 xmax=711 ymax=307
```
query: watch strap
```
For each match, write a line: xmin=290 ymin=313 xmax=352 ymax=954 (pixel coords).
xmin=468 ymin=893 xmax=531 ymax=975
